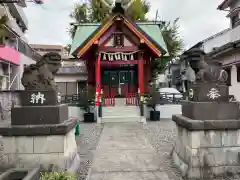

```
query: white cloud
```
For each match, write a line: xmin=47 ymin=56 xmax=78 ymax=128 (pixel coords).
xmin=24 ymin=0 xmax=230 ymax=49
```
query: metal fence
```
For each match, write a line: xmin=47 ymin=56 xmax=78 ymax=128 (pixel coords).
xmin=61 ymin=92 xmax=87 ymax=106
xmin=151 ymin=92 xmax=184 ymax=105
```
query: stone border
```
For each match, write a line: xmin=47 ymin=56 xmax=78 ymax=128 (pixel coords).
xmin=0 ymin=119 xmax=77 ymax=136
xmin=172 ymin=115 xmax=240 ymax=130
xmin=0 ymin=167 xmax=40 ymax=180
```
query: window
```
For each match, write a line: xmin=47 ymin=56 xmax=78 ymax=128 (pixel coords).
xmin=224 ymin=67 xmax=232 ymax=86
xmin=237 ymin=65 xmax=240 ymax=82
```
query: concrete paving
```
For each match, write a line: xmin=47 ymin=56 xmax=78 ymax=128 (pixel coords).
xmin=87 ymin=123 xmax=170 ymax=180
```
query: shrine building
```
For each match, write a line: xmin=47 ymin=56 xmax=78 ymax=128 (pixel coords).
xmin=70 ymin=2 xmax=168 ymax=106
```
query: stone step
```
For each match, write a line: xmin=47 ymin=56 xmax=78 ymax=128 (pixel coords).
xmin=103 ymin=109 xmax=139 ymax=116
xmin=103 ymin=114 xmax=140 ymax=118
xmin=103 ymin=110 xmax=139 ymax=113
xmin=102 ymin=116 xmax=141 ymax=123
xmin=103 ymin=108 xmax=139 ymax=113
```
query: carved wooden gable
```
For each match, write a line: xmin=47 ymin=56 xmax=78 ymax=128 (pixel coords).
xmin=104 ymin=35 xmax=134 ymax=47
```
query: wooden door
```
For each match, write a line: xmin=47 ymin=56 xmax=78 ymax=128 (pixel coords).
xmin=119 ymin=71 xmax=128 ymax=96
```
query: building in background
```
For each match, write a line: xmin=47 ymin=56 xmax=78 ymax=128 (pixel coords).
xmin=178 ymin=0 xmax=240 ymax=100
xmin=30 ymin=44 xmax=87 ymax=95
xmin=0 ymin=1 xmax=40 ymax=90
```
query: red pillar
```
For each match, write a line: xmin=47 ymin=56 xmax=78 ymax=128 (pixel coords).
xmin=138 ymin=52 xmax=144 ymax=96
xmin=147 ymin=59 xmax=151 ymax=93
xmin=95 ymin=53 xmax=101 ymax=107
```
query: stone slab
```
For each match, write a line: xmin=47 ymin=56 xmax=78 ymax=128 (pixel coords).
xmin=182 ymin=101 xmax=240 ymax=120
xmin=97 ymin=124 xmax=152 ymax=150
xmin=0 ymin=118 xmax=77 ymax=136
xmin=19 ymin=90 xmax=59 ymax=106
xmin=173 ymin=115 xmax=240 ymax=130
xmin=97 ymin=133 xmax=152 ymax=150
xmin=188 ymin=83 xmax=229 ymax=102
xmin=91 ymin=149 xmax=160 ymax=173
xmin=11 ymin=104 xmax=68 ymax=125
xmin=88 ymin=172 xmax=167 ymax=180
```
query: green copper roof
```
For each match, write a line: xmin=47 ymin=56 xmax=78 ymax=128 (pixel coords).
xmin=70 ymin=24 xmax=99 ymax=55
xmin=70 ymin=22 xmax=168 ymax=56
xmin=138 ymin=24 xmax=168 ymax=56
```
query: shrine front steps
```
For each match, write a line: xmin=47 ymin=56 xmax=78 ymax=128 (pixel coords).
xmin=102 ymin=106 xmax=141 ymax=123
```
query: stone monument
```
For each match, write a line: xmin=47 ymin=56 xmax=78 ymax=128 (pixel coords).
xmin=172 ymin=54 xmax=240 ymax=179
xmin=0 ymin=52 xmax=80 ymax=172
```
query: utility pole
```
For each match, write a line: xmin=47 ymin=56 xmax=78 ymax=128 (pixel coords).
xmin=155 ymin=10 xmax=158 ymax=23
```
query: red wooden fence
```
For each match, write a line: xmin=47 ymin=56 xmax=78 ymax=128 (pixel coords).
xmin=126 ymin=93 xmax=138 ymax=106
xmin=104 ymin=95 xmax=115 ymax=106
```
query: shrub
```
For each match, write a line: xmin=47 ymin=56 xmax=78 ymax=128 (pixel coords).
xmin=40 ymin=172 xmax=76 ymax=180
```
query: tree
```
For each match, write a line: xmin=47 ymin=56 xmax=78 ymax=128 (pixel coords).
xmin=69 ymin=2 xmax=89 ymax=39
xmin=69 ymin=0 xmax=150 ymax=38
xmin=151 ymin=18 xmax=184 ymax=82
xmin=0 ymin=15 xmax=8 ymax=37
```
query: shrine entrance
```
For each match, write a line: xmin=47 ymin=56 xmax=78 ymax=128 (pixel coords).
xmin=102 ymin=65 xmax=138 ymax=98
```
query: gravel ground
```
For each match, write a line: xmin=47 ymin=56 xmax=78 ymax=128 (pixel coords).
xmin=143 ymin=120 xmax=183 ymax=180
xmin=143 ymin=120 xmax=240 ymax=180
xmin=76 ymin=122 xmax=103 ymax=180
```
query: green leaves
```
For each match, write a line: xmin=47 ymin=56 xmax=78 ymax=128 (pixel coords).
xmin=161 ymin=18 xmax=183 ymax=58
xmin=150 ymin=18 xmax=183 ymax=82
xmin=126 ymin=0 xmax=150 ymax=21
xmin=40 ymin=172 xmax=76 ymax=180
xmin=69 ymin=0 xmax=150 ymax=38
xmin=0 ymin=15 xmax=7 ymax=28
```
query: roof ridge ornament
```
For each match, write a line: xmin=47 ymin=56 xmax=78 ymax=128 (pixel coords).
xmin=100 ymin=0 xmax=134 ymax=14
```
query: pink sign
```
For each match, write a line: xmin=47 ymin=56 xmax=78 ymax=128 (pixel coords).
xmin=0 ymin=45 xmax=20 ymax=65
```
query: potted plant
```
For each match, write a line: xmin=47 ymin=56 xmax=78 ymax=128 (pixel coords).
xmin=147 ymin=83 xmax=160 ymax=121
xmin=148 ymin=95 xmax=160 ymax=121
xmin=83 ymin=99 xmax=95 ymax=122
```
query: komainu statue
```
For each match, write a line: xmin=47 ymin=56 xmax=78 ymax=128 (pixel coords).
xmin=196 ymin=55 xmax=228 ymax=84
xmin=21 ymin=52 xmax=62 ymax=91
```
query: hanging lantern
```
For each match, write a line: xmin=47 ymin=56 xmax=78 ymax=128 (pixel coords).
xmin=33 ymin=0 xmax=44 ymax=4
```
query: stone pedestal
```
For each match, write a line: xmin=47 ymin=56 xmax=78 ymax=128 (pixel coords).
xmin=11 ymin=104 xmax=68 ymax=125
xmin=0 ymin=119 xmax=80 ymax=172
xmin=172 ymin=122 xmax=240 ymax=179
xmin=172 ymin=83 xmax=240 ymax=179
xmin=0 ymin=90 xmax=80 ymax=172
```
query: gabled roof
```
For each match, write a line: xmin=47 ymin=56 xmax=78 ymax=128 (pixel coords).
xmin=70 ymin=14 xmax=168 ymax=57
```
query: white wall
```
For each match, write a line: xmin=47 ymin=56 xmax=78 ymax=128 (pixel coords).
xmin=219 ymin=52 xmax=240 ymax=101
xmin=156 ymin=104 xmax=182 ymax=119
xmin=10 ymin=54 xmax=35 ymax=90
xmin=231 ymin=25 xmax=240 ymax=42
xmin=229 ymin=65 xmax=240 ymax=101
xmin=145 ymin=104 xmax=182 ymax=119
xmin=203 ymin=29 xmax=231 ymax=53
xmin=55 ymin=75 xmax=87 ymax=83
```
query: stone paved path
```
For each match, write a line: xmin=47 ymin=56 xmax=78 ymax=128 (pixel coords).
xmin=87 ymin=123 xmax=171 ymax=180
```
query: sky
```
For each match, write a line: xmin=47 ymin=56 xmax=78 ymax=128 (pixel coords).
xmin=23 ymin=0 xmax=229 ymax=49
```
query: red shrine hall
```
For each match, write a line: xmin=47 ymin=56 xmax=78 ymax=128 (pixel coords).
xmin=70 ymin=7 xmax=167 ymax=106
